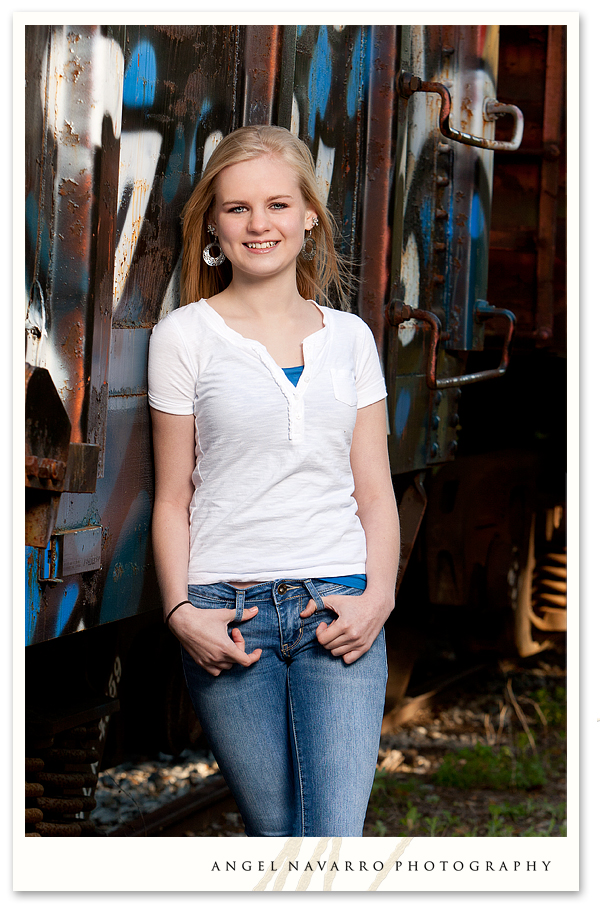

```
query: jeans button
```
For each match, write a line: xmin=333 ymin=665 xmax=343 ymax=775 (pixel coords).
xmin=277 ymin=583 xmax=288 ymax=595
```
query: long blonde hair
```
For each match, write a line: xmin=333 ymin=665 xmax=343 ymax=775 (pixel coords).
xmin=180 ymin=125 xmax=352 ymax=308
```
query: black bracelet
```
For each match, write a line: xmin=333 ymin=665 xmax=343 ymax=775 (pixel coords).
xmin=165 ymin=600 xmax=192 ymax=626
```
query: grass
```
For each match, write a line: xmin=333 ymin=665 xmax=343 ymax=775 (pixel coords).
xmin=367 ymin=773 xmax=567 ymax=836
xmin=432 ymin=741 xmax=547 ymax=790
xmin=364 ymin=664 xmax=567 ymax=837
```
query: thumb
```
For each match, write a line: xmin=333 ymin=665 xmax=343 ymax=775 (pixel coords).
xmin=299 ymin=599 xmax=317 ymax=618
xmin=239 ymin=606 xmax=259 ymax=622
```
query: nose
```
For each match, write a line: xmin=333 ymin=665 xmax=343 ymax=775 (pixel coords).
xmin=247 ymin=207 xmax=270 ymax=233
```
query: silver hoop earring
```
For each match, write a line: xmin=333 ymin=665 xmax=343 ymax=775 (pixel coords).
xmin=203 ymin=224 xmax=225 ymax=267
xmin=301 ymin=228 xmax=317 ymax=262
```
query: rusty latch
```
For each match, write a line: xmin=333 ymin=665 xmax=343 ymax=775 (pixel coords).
xmin=387 ymin=300 xmax=516 ymax=389
xmin=398 ymin=72 xmax=524 ymax=152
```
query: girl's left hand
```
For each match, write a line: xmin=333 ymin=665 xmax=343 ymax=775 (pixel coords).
xmin=299 ymin=592 xmax=394 ymax=665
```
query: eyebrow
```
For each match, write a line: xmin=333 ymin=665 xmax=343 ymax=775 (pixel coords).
xmin=220 ymin=194 xmax=295 ymax=206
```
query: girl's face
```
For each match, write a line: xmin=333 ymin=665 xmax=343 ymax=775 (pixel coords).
xmin=211 ymin=154 xmax=317 ymax=285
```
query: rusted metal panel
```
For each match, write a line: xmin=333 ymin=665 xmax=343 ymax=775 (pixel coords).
xmin=242 ymin=25 xmax=283 ymax=125
xmin=386 ymin=25 xmax=499 ymax=474
xmin=357 ymin=25 xmax=399 ymax=349
xmin=25 ymin=26 xmax=121 ymax=477
xmin=487 ymin=25 xmax=566 ymax=353
xmin=25 ymin=366 xmax=71 ymax=495
xmin=535 ymin=25 xmax=566 ymax=345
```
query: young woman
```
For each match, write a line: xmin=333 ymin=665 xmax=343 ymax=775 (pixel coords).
xmin=148 ymin=125 xmax=400 ymax=837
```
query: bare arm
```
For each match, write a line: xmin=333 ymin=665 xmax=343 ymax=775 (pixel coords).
xmin=301 ymin=398 xmax=400 ymax=664
xmin=350 ymin=397 xmax=400 ymax=612
xmin=150 ymin=409 xmax=195 ymax=614
xmin=150 ymin=408 xmax=261 ymax=675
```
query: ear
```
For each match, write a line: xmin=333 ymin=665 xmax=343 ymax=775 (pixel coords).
xmin=304 ymin=208 xmax=318 ymax=231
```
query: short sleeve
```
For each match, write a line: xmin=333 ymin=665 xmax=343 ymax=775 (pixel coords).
xmin=354 ymin=319 xmax=387 ymax=409
xmin=147 ymin=313 xmax=197 ymax=415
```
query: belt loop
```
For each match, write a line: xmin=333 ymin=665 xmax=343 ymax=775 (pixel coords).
xmin=303 ymin=579 xmax=325 ymax=611
xmin=234 ymin=588 xmax=246 ymax=623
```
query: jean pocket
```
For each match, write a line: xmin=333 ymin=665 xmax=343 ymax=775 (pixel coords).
xmin=187 ymin=584 xmax=231 ymax=610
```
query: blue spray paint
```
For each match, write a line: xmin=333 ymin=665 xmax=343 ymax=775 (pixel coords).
xmin=394 ymin=387 xmax=412 ymax=439
xmin=420 ymin=197 xmax=433 ymax=268
xmin=54 ymin=582 xmax=81 ymax=638
xmin=346 ymin=37 xmax=363 ymax=119
xmin=469 ymin=192 xmax=484 ymax=239
xmin=123 ymin=40 xmax=157 ymax=109
xmin=100 ymin=491 xmax=152 ymax=625
xmin=307 ymin=26 xmax=332 ymax=141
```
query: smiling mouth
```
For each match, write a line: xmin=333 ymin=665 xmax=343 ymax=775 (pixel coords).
xmin=244 ymin=241 xmax=279 ymax=250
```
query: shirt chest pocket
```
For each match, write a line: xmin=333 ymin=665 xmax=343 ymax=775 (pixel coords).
xmin=330 ymin=368 xmax=358 ymax=407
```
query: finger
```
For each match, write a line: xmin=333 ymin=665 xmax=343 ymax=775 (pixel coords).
xmin=207 ymin=644 xmax=262 ymax=674
xmin=342 ymin=649 xmax=364 ymax=665
xmin=231 ymin=606 xmax=259 ymax=623
xmin=299 ymin=599 xmax=317 ymax=618
xmin=316 ymin=621 xmax=361 ymax=652
xmin=316 ymin=620 xmax=344 ymax=647
xmin=230 ymin=627 xmax=247 ymax=652
xmin=232 ymin=646 xmax=262 ymax=667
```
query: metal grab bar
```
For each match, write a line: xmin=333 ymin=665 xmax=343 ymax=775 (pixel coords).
xmin=387 ymin=300 xmax=516 ymax=389
xmin=398 ymin=72 xmax=524 ymax=152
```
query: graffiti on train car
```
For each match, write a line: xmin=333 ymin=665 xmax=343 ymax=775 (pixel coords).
xmin=26 ymin=24 xmax=383 ymax=645
xmin=26 ymin=23 xmax=527 ymax=645
xmin=387 ymin=24 xmax=501 ymax=475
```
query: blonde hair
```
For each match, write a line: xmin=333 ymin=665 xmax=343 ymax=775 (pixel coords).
xmin=180 ymin=125 xmax=352 ymax=308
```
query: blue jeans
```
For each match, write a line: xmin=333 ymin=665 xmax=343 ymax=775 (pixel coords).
xmin=181 ymin=579 xmax=387 ymax=837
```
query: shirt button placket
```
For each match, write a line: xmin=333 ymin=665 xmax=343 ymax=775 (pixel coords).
xmin=290 ymin=399 xmax=304 ymax=442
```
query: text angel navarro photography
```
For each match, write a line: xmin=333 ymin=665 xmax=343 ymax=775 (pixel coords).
xmin=210 ymin=859 xmax=553 ymax=874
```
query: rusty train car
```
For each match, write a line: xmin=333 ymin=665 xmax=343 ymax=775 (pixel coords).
xmin=23 ymin=23 xmax=566 ymax=835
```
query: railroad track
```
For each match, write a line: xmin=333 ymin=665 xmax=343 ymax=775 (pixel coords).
xmin=106 ymin=774 xmax=235 ymax=837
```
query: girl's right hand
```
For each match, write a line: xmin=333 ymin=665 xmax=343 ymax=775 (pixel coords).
xmin=168 ymin=603 xmax=262 ymax=676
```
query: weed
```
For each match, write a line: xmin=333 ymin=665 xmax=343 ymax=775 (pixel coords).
xmin=370 ymin=769 xmax=414 ymax=807
xmin=372 ymin=819 xmax=388 ymax=837
xmin=423 ymin=815 xmax=444 ymax=836
xmin=532 ymin=686 xmax=566 ymax=727
xmin=403 ymin=804 xmax=420 ymax=831
xmin=486 ymin=815 xmax=515 ymax=836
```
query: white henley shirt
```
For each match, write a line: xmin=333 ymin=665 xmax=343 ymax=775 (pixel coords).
xmin=147 ymin=299 xmax=387 ymax=584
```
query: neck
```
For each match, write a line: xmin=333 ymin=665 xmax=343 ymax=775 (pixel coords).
xmin=219 ymin=267 xmax=305 ymax=317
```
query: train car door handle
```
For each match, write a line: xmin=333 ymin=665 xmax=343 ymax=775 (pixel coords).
xmin=386 ymin=300 xmax=516 ymax=389
xmin=399 ymin=72 xmax=524 ymax=152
